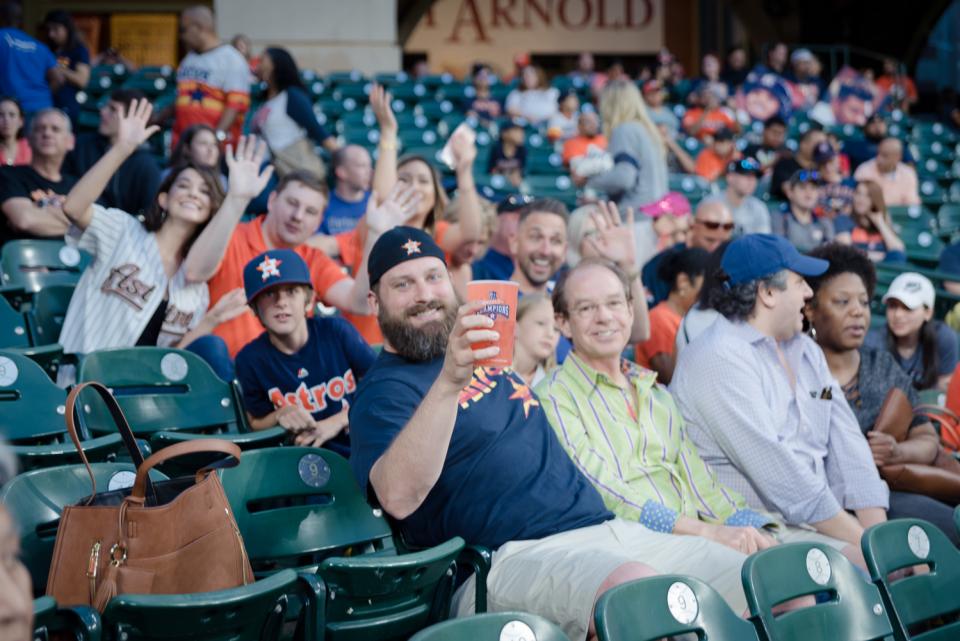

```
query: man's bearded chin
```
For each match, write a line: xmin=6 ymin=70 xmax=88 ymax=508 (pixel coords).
xmin=378 ymin=298 xmax=459 ymax=362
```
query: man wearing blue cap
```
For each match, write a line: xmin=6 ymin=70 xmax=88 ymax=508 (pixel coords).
xmin=349 ymin=226 xmax=748 ymax=640
xmin=235 ymin=248 xmax=375 ymax=452
xmin=670 ymin=234 xmax=888 ymax=568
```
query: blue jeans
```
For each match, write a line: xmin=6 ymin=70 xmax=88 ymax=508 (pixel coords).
xmin=185 ymin=335 xmax=235 ymax=382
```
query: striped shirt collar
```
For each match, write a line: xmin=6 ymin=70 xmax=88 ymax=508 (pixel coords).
xmin=565 ymin=351 xmax=657 ymax=394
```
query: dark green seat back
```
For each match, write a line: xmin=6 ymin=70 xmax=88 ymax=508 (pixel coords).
xmin=33 ymin=596 xmax=102 ymax=641
xmin=101 ymin=569 xmax=317 ymax=641
xmin=0 ymin=239 xmax=90 ymax=293
xmin=27 ymin=284 xmax=74 ymax=346
xmin=0 ymin=463 xmax=168 ymax=594
xmin=862 ymin=519 xmax=960 ymax=641
xmin=0 ymin=294 xmax=30 ymax=348
xmin=742 ymin=543 xmax=894 ymax=641
xmin=409 ymin=612 xmax=568 ymax=641
xmin=77 ymin=347 xmax=243 ymax=436
xmin=595 ymin=575 xmax=762 ymax=641
xmin=0 ymin=350 xmax=124 ymax=470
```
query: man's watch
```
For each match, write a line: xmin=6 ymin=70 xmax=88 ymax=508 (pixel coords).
xmin=215 ymin=130 xmax=227 ymax=143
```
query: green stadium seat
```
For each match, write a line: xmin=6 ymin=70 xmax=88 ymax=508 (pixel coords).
xmin=901 ymin=227 xmax=945 ymax=266
xmin=419 ymin=73 xmax=456 ymax=89
xmin=100 ymin=569 xmax=323 ymax=641
xmin=0 ymin=239 xmax=91 ymax=295
xmin=594 ymin=575 xmax=761 ymax=641
xmin=395 ymin=111 xmax=430 ymax=131
xmin=417 ymin=100 xmax=457 ymax=121
xmin=0 ymin=350 xmax=125 ymax=471
xmin=373 ymin=71 xmax=410 ymax=86
xmin=410 ymin=612 xmax=567 ymax=641
xmin=955 ymin=506 xmax=960 ymax=537
xmin=316 ymin=98 xmax=347 ymax=121
xmin=390 ymin=81 xmax=430 ymax=104
xmin=334 ymin=82 xmax=372 ymax=103
xmin=920 ymin=180 xmax=948 ymax=207
xmin=917 ymin=158 xmax=952 ymax=182
xmin=326 ymin=70 xmax=366 ymax=86
xmin=526 ymin=147 xmax=565 ymax=176
xmin=336 ymin=109 xmax=377 ymax=131
xmin=742 ymin=543 xmax=895 ymax=641
xmin=0 ymin=463 xmax=168 ymax=594
xmin=915 ymin=141 xmax=954 ymax=163
xmin=121 ymin=72 xmax=172 ymax=97
xmin=219 ymin=446 xmax=469 ymax=640
xmin=862 ymin=519 xmax=960 ymax=641
xmin=889 ymin=205 xmax=937 ymax=230
xmin=399 ymin=128 xmax=441 ymax=149
xmin=25 ymin=284 xmax=73 ymax=346
xmin=669 ymin=173 xmax=712 ymax=200
xmin=937 ymin=203 xmax=960 ymax=237
xmin=0 ymin=294 xmax=29 ymax=348
xmin=911 ymin=122 xmax=958 ymax=145
xmin=33 ymin=596 xmax=102 ymax=641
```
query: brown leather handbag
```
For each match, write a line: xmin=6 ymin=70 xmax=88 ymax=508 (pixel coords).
xmin=46 ymin=382 xmax=255 ymax=610
xmin=874 ymin=388 xmax=960 ymax=505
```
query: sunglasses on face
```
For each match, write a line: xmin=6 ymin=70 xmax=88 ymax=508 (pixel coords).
xmin=697 ymin=220 xmax=735 ymax=231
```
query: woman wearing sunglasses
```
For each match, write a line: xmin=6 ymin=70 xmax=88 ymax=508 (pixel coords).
xmin=771 ymin=168 xmax=838 ymax=252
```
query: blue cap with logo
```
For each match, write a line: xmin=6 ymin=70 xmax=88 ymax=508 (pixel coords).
xmin=721 ymin=234 xmax=828 ymax=285
xmin=243 ymin=249 xmax=313 ymax=303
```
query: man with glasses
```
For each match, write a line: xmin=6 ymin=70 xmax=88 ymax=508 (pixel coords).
xmin=722 ymin=157 xmax=770 ymax=236
xmin=772 ymin=169 xmax=834 ymax=253
xmin=641 ymin=198 xmax=734 ymax=305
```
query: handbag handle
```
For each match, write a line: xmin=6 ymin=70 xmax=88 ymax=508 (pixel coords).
xmin=128 ymin=439 xmax=243 ymax=504
xmin=65 ymin=382 xmax=152 ymax=502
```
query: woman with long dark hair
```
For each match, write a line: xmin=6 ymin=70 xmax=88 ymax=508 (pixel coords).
xmin=250 ymin=46 xmax=336 ymax=177
xmin=865 ymin=272 xmax=958 ymax=391
xmin=42 ymin=10 xmax=90 ymax=124
xmin=59 ymin=99 xmax=272 ymax=356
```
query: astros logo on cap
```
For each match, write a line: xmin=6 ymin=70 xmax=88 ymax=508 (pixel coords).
xmin=257 ymin=256 xmax=282 ymax=282
xmin=401 ymin=239 xmax=422 ymax=256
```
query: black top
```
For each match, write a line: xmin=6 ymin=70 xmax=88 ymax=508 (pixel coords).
xmin=64 ymin=134 xmax=162 ymax=217
xmin=0 ymin=165 xmax=78 ymax=247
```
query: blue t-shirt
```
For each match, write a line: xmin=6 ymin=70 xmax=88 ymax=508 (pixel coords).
xmin=939 ymin=242 xmax=960 ymax=277
xmin=52 ymin=44 xmax=90 ymax=121
xmin=865 ymin=321 xmax=959 ymax=385
xmin=0 ymin=29 xmax=57 ymax=113
xmin=349 ymin=353 xmax=612 ymax=549
xmin=319 ymin=190 xmax=370 ymax=235
xmin=236 ymin=316 xmax=376 ymax=449
xmin=470 ymin=247 xmax=514 ymax=281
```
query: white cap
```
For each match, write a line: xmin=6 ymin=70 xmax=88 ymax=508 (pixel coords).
xmin=882 ymin=272 xmax=935 ymax=310
xmin=791 ymin=48 xmax=815 ymax=64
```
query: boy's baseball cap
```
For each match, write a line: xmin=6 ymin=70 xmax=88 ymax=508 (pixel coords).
xmin=243 ymin=249 xmax=313 ymax=304
xmin=727 ymin=157 xmax=761 ymax=177
xmin=721 ymin=234 xmax=829 ymax=285
xmin=882 ymin=272 xmax=935 ymax=310
xmin=368 ymin=226 xmax=446 ymax=287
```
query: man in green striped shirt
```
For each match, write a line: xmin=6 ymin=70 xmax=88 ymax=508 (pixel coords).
xmin=537 ymin=256 xmax=780 ymax=554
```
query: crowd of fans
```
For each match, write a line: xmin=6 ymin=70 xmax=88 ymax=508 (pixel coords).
xmin=2 ymin=1 xmax=960 ymax=639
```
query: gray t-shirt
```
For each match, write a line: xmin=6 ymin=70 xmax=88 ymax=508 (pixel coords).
xmin=864 ymin=321 xmax=959 ymax=387
xmin=724 ymin=193 xmax=772 ymax=236
xmin=770 ymin=206 xmax=835 ymax=253
xmin=587 ymin=121 xmax=668 ymax=209
xmin=843 ymin=347 xmax=924 ymax=434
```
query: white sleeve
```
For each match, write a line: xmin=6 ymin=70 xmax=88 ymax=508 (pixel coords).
xmin=222 ymin=48 xmax=251 ymax=94
xmin=75 ymin=205 xmax=140 ymax=259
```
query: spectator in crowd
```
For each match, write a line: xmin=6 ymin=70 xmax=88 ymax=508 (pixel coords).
xmin=770 ymin=126 xmax=825 ymax=200
xmin=875 ymin=58 xmax=918 ymax=113
xmin=642 ymin=198 xmax=733 ymax=305
xmin=57 ymin=101 xmax=268 ymax=358
xmin=250 ymin=46 xmax=337 ymax=179
xmin=742 ymin=115 xmax=787 ymax=175
xmin=671 ymin=234 xmax=888 ymax=566
xmin=0 ymin=108 xmax=75 ymax=246
xmin=64 ymin=88 xmax=161 ymax=217
xmin=569 ymin=51 xmax=598 ymax=88
xmin=513 ymin=292 xmax=558 ymax=387
xmin=843 ymin=113 xmax=908 ymax=171
xmin=546 ymin=90 xmax=579 ymax=142
xmin=508 ymin=198 xmax=570 ymax=296
xmin=470 ymin=194 xmax=526 ymax=281
xmin=764 ymin=42 xmax=789 ymax=77
xmin=722 ymin=158 xmax=770 ymax=236
xmin=865 ymin=272 xmax=958 ymax=391
xmin=694 ymin=127 xmax=738 ymax=181
xmin=505 ymin=64 xmax=559 ymax=125
xmin=804 ymin=244 xmax=959 ymax=544
xmin=634 ymin=247 xmax=708 ymax=383
xmin=166 ymin=5 xmax=250 ymax=147
xmin=0 ymin=2 xmax=57 ymax=118
xmin=642 ymin=79 xmax=679 ymax=138
xmin=167 ymin=123 xmax=227 ymax=189
xmin=561 ymin=111 xmax=606 ymax=167
xmin=487 ymin=118 xmax=526 ymax=187
xmin=815 ymin=140 xmax=856 ymax=220
xmin=691 ymin=53 xmax=728 ymax=104
xmin=236 ymin=249 xmax=375 ymax=455
xmin=674 ymin=241 xmax=729 ymax=354
xmin=348 ymin=227 xmax=747 ymax=640
xmin=721 ymin=45 xmax=750 ymax=92
xmin=440 ymin=195 xmax=497 ymax=299
xmin=635 ymin=193 xmax=695 ymax=267
xmin=772 ymin=169 xmax=836 ymax=252
xmin=0 ymin=96 xmax=30 ymax=166
xmin=853 ymin=137 xmax=920 ymax=207
xmin=0 ymin=442 xmax=33 ymax=641
xmin=466 ymin=64 xmax=501 ymax=125
xmin=848 ymin=180 xmax=905 ymax=262
xmin=681 ymin=85 xmax=737 ymax=141
xmin=787 ymin=48 xmax=826 ymax=107
xmin=540 ymin=258 xmax=784 ymax=554
xmin=331 ymin=84 xmax=484 ymax=345
xmin=582 ymin=80 xmax=668 ymax=210
xmin=317 ymin=145 xmax=372 ymax=236
xmin=230 ymin=33 xmax=258 ymax=75
xmin=566 ymin=203 xmax=601 ymax=268
xmin=824 ymin=130 xmax=852 ymax=175
xmin=41 ymin=11 xmax=90 ymax=125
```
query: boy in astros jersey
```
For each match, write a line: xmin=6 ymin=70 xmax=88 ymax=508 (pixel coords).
xmin=235 ymin=248 xmax=375 ymax=454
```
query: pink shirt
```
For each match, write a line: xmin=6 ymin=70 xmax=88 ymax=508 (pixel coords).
xmin=0 ymin=139 xmax=31 ymax=166
xmin=853 ymin=159 xmax=920 ymax=206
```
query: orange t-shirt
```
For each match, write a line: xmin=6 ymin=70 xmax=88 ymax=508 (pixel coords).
xmin=694 ymin=149 xmax=737 ymax=181
xmin=335 ymin=220 xmax=452 ymax=346
xmin=634 ymin=302 xmax=682 ymax=370
xmin=682 ymin=108 xmax=736 ymax=140
xmin=208 ymin=216 xmax=348 ymax=357
xmin=562 ymin=134 xmax=608 ymax=165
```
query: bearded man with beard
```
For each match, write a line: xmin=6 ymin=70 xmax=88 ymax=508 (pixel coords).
xmin=348 ymin=226 xmax=747 ymax=641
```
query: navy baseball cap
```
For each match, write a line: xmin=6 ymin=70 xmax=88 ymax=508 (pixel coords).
xmin=243 ymin=249 xmax=312 ymax=303
xmin=368 ymin=226 xmax=446 ymax=286
xmin=721 ymin=234 xmax=829 ymax=285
